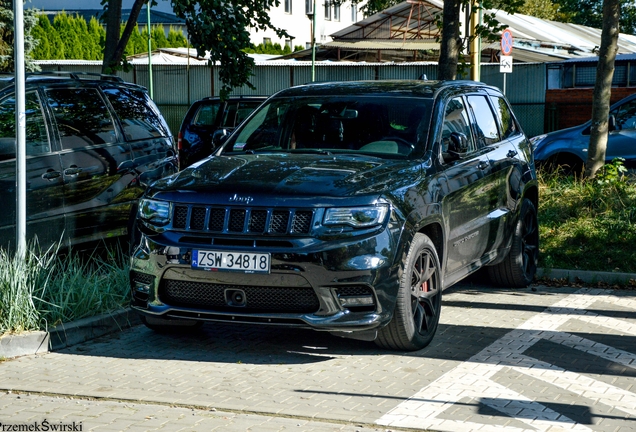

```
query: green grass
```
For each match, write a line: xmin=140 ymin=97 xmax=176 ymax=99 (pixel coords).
xmin=538 ymin=167 xmax=636 ymax=273
xmin=0 ymin=242 xmax=130 ymax=335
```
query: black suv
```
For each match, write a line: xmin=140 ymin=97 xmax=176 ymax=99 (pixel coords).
xmin=177 ymin=96 xmax=266 ymax=168
xmin=0 ymin=72 xmax=177 ymax=251
xmin=130 ymin=80 xmax=538 ymax=351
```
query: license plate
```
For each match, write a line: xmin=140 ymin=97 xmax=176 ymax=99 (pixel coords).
xmin=192 ymin=250 xmax=270 ymax=273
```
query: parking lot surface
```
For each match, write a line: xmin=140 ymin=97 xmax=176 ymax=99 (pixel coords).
xmin=0 ymin=283 xmax=634 ymax=431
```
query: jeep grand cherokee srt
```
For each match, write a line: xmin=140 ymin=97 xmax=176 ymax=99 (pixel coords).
xmin=130 ymin=80 xmax=538 ymax=351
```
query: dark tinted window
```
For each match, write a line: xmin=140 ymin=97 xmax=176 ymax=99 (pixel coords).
xmin=226 ymin=96 xmax=431 ymax=157
xmin=193 ymin=102 xmax=221 ymax=126
xmin=45 ymin=87 xmax=117 ymax=149
xmin=442 ymin=97 xmax=476 ymax=153
xmin=467 ymin=95 xmax=500 ymax=146
xmin=0 ymin=92 xmax=50 ymax=161
xmin=103 ymin=87 xmax=168 ymax=140
xmin=489 ymin=95 xmax=517 ymax=139
xmin=613 ymin=99 xmax=636 ymax=131
xmin=221 ymin=101 xmax=261 ymax=128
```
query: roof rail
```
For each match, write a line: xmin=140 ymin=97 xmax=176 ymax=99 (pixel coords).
xmin=2 ymin=71 xmax=124 ymax=83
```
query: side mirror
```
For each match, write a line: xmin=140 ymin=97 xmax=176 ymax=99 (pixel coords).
xmin=448 ymin=132 xmax=469 ymax=155
xmin=608 ymin=114 xmax=617 ymax=132
xmin=212 ymin=128 xmax=230 ymax=147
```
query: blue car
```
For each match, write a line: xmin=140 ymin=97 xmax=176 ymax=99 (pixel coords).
xmin=531 ymin=93 xmax=636 ymax=172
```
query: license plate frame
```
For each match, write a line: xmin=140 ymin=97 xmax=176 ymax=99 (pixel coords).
xmin=192 ymin=250 xmax=271 ymax=274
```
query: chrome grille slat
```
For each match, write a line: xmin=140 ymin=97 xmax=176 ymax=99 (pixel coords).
xmin=171 ymin=206 xmax=314 ymax=236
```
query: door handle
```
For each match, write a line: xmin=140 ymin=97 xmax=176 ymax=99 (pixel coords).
xmin=478 ymin=161 xmax=489 ymax=170
xmin=41 ymin=170 xmax=62 ymax=180
xmin=507 ymin=149 xmax=518 ymax=158
xmin=64 ymin=166 xmax=83 ymax=176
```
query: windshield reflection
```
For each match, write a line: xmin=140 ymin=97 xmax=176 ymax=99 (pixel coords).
xmin=221 ymin=96 xmax=432 ymax=158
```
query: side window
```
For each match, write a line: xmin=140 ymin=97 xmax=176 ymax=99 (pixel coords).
xmin=45 ymin=87 xmax=117 ymax=149
xmin=193 ymin=103 xmax=220 ymax=127
xmin=0 ymin=92 xmax=50 ymax=161
xmin=441 ymin=97 xmax=476 ymax=154
xmin=103 ymin=87 xmax=168 ymax=140
xmin=467 ymin=95 xmax=500 ymax=146
xmin=489 ymin=95 xmax=518 ymax=140
xmin=221 ymin=103 xmax=238 ymax=128
xmin=235 ymin=102 xmax=260 ymax=125
xmin=614 ymin=100 xmax=636 ymax=131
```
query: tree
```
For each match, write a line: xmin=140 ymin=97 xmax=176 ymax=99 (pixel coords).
xmin=437 ymin=0 xmax=524 ymax=80
xmin=362 ymin=0 xmax=400 ymax=16
xmin=584 ymin=0 xmax=620 ymax=179
xmin=437 ymin=0 xmax=462 ymax=80
xmin=0 ymin=0 xmax=40 ymax=73
xmin=171 ymin=0 xmax=291 ymax=99
xmin=101 ymin=0 xmax=147 ymax=73
xmin=519 ymin=0 xmax=559 ymax=20
xmin=518 ymin=0 xmax=636 ymax=35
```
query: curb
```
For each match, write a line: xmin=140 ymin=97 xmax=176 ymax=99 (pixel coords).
xmin=536 ymin=268 xmax=636 ymax=285
xmin=0 ymin=308 xmax=141 ymax=359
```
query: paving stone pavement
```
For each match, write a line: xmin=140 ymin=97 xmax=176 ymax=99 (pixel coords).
xmin=0 ymin=283 xmax=634 ymax=432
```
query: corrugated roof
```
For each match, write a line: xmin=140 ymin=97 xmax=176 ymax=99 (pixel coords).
xmin=328 ymin=0 xmax=636 ymax=61
xmin=325 ymin=39 xmax=439 ymax=50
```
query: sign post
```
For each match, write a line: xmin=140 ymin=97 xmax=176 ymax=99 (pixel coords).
xmin=500 ymin=29 xmax=513 ymax=94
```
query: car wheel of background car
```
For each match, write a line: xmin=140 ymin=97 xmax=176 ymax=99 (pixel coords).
xmin=487 ymin=198 xmax=539 ymax=288
xmin=141 ymin=315 xmax=204 ymax=332
xmin=375 ymin=233 xmax=442 ymax=351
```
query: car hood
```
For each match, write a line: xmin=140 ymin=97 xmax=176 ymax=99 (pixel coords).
xmin=148 ymin=153 xmax=422 ymax=200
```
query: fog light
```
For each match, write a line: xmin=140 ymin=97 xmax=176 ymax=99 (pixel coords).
xmin=339 ymin=295 xmax=374 ymax=307
xmin=135 ymin=282 xmax=150 ymax=294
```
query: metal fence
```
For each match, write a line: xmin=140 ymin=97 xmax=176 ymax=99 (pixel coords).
xmin=38 ymin=61 xmax=548 ymax=137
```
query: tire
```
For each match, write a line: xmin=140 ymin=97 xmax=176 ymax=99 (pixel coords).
xmin=375 ymin=233 xmax=442 ymax=351
xmin=487 ymin=198 xmax=539 ymax=288
xmin=141 ymin=315 xmax=204 ymax=333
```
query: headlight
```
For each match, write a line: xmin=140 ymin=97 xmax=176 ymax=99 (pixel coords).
xmin=323 ymin=205 xmax=389 ymax=228
xmin=138 ymin=198 xmax=171 ymax=226
xmin=529 ymin=134 xmax=547 ymax=150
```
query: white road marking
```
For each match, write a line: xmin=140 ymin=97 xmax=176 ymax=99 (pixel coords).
xmin=377 ymin=288 xmax=636 ymax=431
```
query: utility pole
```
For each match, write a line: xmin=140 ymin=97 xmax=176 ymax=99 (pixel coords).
xmin=470 ymin=0 xmax=481 ymax=82
xmin=147 ymin=1 xmax=154 ymax=98
xmin=14 ymin=0 xmax=27 ymax=259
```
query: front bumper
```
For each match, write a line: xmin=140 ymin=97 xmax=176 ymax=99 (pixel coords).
xmin=130 ymin=228 xmax=402 ymax=334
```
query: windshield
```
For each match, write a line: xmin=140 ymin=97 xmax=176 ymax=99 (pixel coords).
xmin=221 ymin=96 xmax=432 ymax=158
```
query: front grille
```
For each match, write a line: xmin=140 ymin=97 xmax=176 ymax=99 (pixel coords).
xmin=171 ymin=205 xmax=314 ymax=236
xmin=130 ymin=270 xmax=154 ymax=286
xmin=130 ymin=271 xmax=155 ymax=308
xmin=160 ymin=280 xmax=320 ymax=313
xmin=335 ymin=285 xmax=374 ymax=297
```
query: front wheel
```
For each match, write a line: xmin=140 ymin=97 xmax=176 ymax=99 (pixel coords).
xmin=376 ymin=233 xmax=442 ymax=351
xmin=487 ymin=198 xmax=539 ymax=287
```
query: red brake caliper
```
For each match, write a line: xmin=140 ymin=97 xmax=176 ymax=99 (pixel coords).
xmin=422 ymin=281 xmax=429 ymax=293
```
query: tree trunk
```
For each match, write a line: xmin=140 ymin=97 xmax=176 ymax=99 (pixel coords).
xmin=585 ymin=0 xmax=620 ymax=178
xmin=102 ymin=0 xmax=122 ymax=74
xmin=438 ymin=0 xmax=462 ymax=81
xmin=102 ymin=0 xmax=146 ymax=74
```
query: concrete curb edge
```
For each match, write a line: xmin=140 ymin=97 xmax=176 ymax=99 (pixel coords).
xmin=1 ymin=308 xmax=141 ymax=359
xmin=536 ymin=268 xmax=636 ymax=285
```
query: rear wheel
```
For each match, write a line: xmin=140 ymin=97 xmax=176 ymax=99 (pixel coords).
xmin=487 ymin=198 xmax=539 ymax=287
xmin=376 ymin=233 xmax=442 ymax=351
xmin=141 ymin=315 xmax=203 ymax=333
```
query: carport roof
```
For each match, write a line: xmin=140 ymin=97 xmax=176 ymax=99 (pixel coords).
xmin=322 ymin=0 xmax=636 ymax=62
